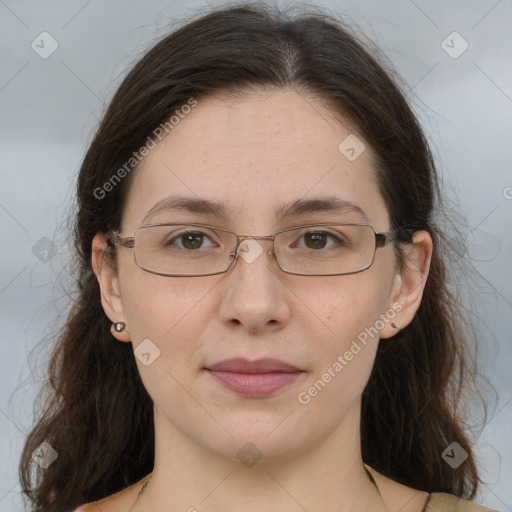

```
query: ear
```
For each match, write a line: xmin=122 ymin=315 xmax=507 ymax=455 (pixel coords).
xmin=91 ymin=232 xmax=131 ymax=342
xmin=380 ymin=230 xmax=433 ymax=339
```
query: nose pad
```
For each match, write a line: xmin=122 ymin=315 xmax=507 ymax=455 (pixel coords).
xmin=234 ymin=238 xmax=275 ymax=266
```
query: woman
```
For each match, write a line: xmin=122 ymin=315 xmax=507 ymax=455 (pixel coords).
xmin=19 ymin=3 xmax=499 ymax=511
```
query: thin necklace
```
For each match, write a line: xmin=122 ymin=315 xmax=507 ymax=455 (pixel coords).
xmin=128 ymin=473 xmax=152 ymax=512
xmin=129 ymin=468 xmax=388 ymax=511
xmin=365 ymin=466 xmax=389 ymax=512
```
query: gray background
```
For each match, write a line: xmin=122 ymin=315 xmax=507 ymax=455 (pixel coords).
xmin=0 ymin=0 xmax=510 ymax=510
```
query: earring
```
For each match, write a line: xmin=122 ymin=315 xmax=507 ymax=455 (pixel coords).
xmin=113 ymin=322 xmax=125 ymax=333
xmin=390 ymin=321 xmax=399 ymax=329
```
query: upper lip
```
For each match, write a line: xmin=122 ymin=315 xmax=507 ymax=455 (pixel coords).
xmin=207 ymin=358 xmax=302 ymax=373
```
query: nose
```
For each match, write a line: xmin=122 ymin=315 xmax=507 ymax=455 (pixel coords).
xmin=218 ymin=238 xmax=291 ymax=333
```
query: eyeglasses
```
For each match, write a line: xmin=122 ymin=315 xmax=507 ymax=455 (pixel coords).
xmin=108 ymin=222 xmax=400 ymax=277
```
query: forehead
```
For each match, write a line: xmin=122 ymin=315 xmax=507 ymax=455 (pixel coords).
xmin=123 ymin=89 xmax=389 ymax=231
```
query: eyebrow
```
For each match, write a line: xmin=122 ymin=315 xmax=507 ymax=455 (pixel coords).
xmin=276 ymin=196 xmax=370 ymax=223
xmin=142 ymin=194 xmax=370 ymax=224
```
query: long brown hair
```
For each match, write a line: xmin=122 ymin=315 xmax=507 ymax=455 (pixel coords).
xmin=19 ymin=3 xmax=488 ymax=510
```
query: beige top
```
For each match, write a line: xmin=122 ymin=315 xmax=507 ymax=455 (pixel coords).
xmin=365 ymin=466 xmax=500 ymax=512
xmin=424 ymin=492 xmax=500 ymax=511
xmin=77 ymin=468 xmax=502 ymax=512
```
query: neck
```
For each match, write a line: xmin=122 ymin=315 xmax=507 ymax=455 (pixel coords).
xmin=132 ymin=403 xmax=386 ymax=512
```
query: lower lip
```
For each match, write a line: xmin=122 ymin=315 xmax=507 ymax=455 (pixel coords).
xmin=207 ymin=370 xmax=303 ymax=398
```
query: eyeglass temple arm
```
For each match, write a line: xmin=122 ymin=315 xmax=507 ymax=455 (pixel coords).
xmin=375 ymin=228 xmax=414 ymax=247
xmin=108 ymin=231 xmax=135 ymax=248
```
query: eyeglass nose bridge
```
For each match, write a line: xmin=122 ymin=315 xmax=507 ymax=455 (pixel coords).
xmin=230 ymin=234 xmax=277 ymax=260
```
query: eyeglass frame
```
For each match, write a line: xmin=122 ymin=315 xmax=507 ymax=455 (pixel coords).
xmin=108 ymin=222 xmax=404 ymax=277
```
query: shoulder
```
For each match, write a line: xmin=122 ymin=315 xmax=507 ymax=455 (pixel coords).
xmin=365 ymin=465 xmax=500 ymax=512
xmin=72 ymin=495 xmax=127 ymax=512
xmin=72 ymin=475 xmax=147 ymax=512
xmin=73 ymin=505 xmax=103 ymax=512
xmin=425 ymin=492 xmax=501 ymax=512
xmin=72 ymin=499 xmax=116 ymax=512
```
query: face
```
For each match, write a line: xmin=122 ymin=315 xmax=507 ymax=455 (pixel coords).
xmin=100 ymin=89 xmax=408 ymax=463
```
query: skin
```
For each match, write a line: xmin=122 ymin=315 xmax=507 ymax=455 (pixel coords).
xmin=87 ymin=89 xmax=432 ymax=512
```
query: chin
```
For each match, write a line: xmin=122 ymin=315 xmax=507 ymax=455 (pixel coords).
xmin=193 ymin=411 xmax=321 ymax=465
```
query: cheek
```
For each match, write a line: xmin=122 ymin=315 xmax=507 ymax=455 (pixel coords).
xmin=119 ymin=271 xmax=216 ymax=358
xmin=301 ymin=272 xmax=393 ymax=382
xmin=316 ymin=273 xmax=392 ymax=340
xmin=119 ymin=275 xmax=218 ymax=408
xmin=294 ymin=279 xmax=389 ymax=418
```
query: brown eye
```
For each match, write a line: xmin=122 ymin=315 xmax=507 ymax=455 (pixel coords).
xmin=181 ymin=232 xmax=204 ymax=250
xmin=304 ymin=232 xmax=328 ymax=249
xmin=167 ymin=231 xmax=215 ymax=250
xmin=293 ymin=230 xmax=347 ymax=251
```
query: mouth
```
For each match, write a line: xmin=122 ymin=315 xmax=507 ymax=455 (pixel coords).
xmin=205 ymin=358 xmax=305 ymax=398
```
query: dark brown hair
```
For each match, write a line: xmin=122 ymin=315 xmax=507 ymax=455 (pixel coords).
xmin=19 ymin=3 xmax=487 ymax=510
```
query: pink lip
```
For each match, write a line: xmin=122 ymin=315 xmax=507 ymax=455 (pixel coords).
xmin=206 ymin=358 xmax=304 ymax=398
